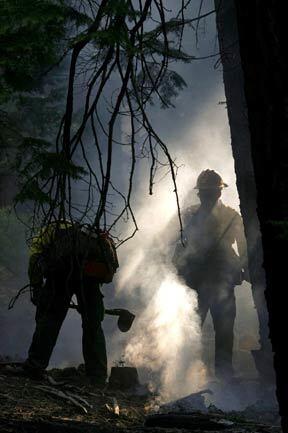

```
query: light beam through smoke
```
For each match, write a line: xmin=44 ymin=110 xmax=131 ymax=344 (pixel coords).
xmin=124 ymin=270 xmax=203 ymax=400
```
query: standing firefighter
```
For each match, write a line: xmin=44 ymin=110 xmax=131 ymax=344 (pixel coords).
xmin=20 ymin=221 xmax=118 ymax=385
xmin=173 ymin=170 xmax=249 ymax=380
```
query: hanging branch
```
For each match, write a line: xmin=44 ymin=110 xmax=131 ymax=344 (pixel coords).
xmin=16 ymin=0 xmax=216 ymax=244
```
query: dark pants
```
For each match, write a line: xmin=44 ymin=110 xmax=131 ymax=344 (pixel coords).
xmin=197 ymin=279 xmax=236 ymax=379
xmin=26 ymin=274 xmax=107 ymax=381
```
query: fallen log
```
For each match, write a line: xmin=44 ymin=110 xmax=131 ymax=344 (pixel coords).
xmin=144 ymin=413 xmax=233 ymax=430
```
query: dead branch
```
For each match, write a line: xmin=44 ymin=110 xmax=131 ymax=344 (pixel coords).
xmin=17 ymin=1 xmax=217 ymax=245
xmin=33 ymin=385 xmax=91 ymax=414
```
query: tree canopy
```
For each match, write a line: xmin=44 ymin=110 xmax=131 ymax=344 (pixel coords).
xmin=0 ymin=0 xmax=90 ymax=100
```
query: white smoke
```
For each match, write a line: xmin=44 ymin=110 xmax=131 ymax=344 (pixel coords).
xmin=110 ymin=90 xmax=230 ymax=400
xmin=112 ymin=167 xmax=204 ymax=398
xmin=120 ymin=260 xmax=203 ymax=399
xmin=110 ymin=80 xmax=261 ymax=402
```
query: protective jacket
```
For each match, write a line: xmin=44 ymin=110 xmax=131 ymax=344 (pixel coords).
xmin=172 ymin=200 xmax=249 ymax=378
xmin=173 ymin=200 xmax=248 ymax=287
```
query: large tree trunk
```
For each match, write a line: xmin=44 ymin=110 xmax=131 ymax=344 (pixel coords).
xmin=214 ymin=0 xmax=274 ymax=383
xmin=233 ymin=2 xmax=288 ymax=430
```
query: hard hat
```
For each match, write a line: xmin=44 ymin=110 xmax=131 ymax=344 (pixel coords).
xmin=194 ymin=169 xmax=228 ymax=190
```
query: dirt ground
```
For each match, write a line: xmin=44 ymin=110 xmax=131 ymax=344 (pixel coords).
xmin=0 ymin=365 xmax=282 ymax=433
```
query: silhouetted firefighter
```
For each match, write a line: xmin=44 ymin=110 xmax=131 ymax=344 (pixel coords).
xmin=14 ymin=221 xmax=119 ymax=385
xmin=173 ymin=169 xmax=250 ymax=380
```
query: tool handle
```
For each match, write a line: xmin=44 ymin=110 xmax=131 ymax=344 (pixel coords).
xmin=70 ymin=304 xmax=125 ymax=317
xmin=105 ymin=308 xmax=126 ymax=316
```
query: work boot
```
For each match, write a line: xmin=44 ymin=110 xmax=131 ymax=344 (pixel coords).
xmin=4 ymin=363 xmax=45 ymax=380
xmin=87 ymin=375 xmax=107 ymax=389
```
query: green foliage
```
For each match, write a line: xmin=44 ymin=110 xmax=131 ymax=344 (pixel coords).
xmin=0 ymin=0 xmax=81 ymax=193
xmin=16 ymin=87 xmax=66 ymax=134
xmin=0 ymin=0 xmax=64 ymax=99
xmin=15 ymin=181 xmax=52 ymax=205
xmin=0 ymin=85 xmax=66 ymax=156
xmin=0 ymin=0 xmax=90 ymax=102
xmin=158 ymin=70 xmax=187 ymax=108
xmin=146 ymin=18 xmax=194 ymax=39
xmin=16 ymin=137 xmax=86 ymax=179
xmin=103 ymin=0 xmax=141 ymax=21
xmin=135 ymin=64 xmax=187 ymax=108
xmin=14 ymin=137 xmax=87 ymax=205
xmin=90 ymin=26 xmax=129 ymax=48
xmin=144 ymin=39 xmax=193 ymax=63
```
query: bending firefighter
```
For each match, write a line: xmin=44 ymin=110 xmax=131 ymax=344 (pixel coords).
xmin=173 ymin=170 xmax=249 ymax=380
xmin=21 ymin=221 xmax=118 ymax=385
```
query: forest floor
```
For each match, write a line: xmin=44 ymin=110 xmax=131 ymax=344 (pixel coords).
xmin=0 ymin=363 xmax=282 ymax=433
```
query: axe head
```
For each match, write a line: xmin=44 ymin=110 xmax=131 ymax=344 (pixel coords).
xmin=117 ymin=309 xmax=135 ymax=332
xmin=70 ymin=304 xmax=136 ymax=333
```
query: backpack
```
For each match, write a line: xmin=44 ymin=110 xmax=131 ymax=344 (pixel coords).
xmin=39 ymin=223 xmax=119 ymax=284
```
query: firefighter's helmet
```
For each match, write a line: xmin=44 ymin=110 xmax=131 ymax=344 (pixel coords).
xmin=194 ymin=169 xmax=228 ymax=190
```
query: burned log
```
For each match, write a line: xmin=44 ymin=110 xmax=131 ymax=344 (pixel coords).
xmin=145 ymin=412 xmax=233 ymax=430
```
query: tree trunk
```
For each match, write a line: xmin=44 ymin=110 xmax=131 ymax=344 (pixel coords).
xmin=233 ymin=1 xmax=288 ymax=430
xmin=214 ymin=0 xmax=274 ymax=383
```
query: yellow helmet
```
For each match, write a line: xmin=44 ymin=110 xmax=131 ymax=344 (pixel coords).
xmin=194 ymin=169 xmax=228 ymax=189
